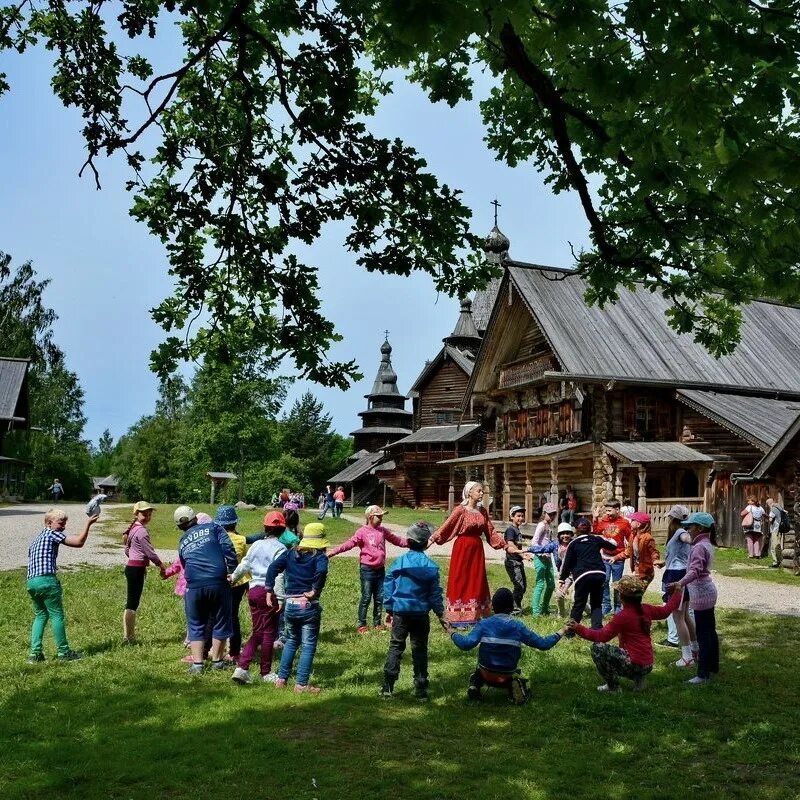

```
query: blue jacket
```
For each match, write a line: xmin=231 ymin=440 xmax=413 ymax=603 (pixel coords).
xmin=178 ymin=521 xmax=238 ymax=588
xmin=451 ymin=614 xmax=561 ymax=673
xmin=265 ymin=549 xmax=328 ymax=596
xmin=383 ymin=550 xmax=444 ymax=617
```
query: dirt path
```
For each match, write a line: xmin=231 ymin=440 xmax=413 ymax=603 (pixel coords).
xmin=2 ymin=504 xmax=798 ymax=615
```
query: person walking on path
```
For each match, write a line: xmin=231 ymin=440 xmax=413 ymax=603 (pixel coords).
xmin=317 ymin=485 xmax=335 ymax=520
xmin=327 ymin=505 xmax=408 ymax=633
xmin=175 ymin=506 xmax=238 ymax=674
xmin=530 ymin=502 xmax=558 ymax=616
xmin=430 ymin=481 xmax=509 ymax=626
xmin=333 ymin=486 xmax=345 ymax=518
xmin=667 ymin=512 xmax=720 ymax=686
xmin=26 ymin=509 xmax=99 ymax=662
xmin=766 ymin=497 xmax=786 ymax=567
xmin=47 ymin=479 xmax=64 ymax=503
xmin=123 ymin=501 xmax=165 ymax=644
xmin=741 ymin=496 xmax=766 ymax=558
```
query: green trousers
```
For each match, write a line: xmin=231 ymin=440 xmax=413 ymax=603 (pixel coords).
xmin=532 ymin=556 xmax=555 ymax=615
xmin=27 ymin=575 xmax=70 ymax=657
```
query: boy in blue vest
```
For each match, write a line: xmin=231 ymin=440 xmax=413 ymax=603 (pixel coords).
xmin=450 ymin=587 xmax=568 ymax=704
xmin=380 ymin=521 xmax=446 ymax=702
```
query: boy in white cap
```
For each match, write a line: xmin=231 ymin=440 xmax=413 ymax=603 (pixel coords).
xmin=327 ymin=504 xmax=408 ymax=632
xmin=174 ymin=506 xmax=238 ymax=674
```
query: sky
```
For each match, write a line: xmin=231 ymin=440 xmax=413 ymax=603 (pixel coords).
xmin=0 ymin=36 xmax=590 ymax=445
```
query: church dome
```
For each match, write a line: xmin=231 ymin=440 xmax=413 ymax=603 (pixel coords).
xmin=483 ymin=224 xmax=510 ymax=263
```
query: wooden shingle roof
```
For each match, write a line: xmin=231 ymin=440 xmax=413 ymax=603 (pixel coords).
xmin=507 ymin=264 xmax=800 ymax=395
xmin=388 ymin=424 xmax=481 ymax=448
xmin=0 ymin=358 xmax=29 ymax=425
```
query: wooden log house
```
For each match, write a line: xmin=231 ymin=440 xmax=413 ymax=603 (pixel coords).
xmin=0 ymin=357 xmax=31 ymax=500
xmin=438 ymin=230 xmax=800 ymax=545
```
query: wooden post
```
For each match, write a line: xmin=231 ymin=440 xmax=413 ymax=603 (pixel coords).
xmin=637 ymin=466 xmax=647 ymax=512
xmin=503 ymin=462 xmax=511 ymax=522
xmin=448 ymin=467 xmax=455 ymax=513
xmin=614 ymin=466 xmax=623 ymax=504
xmin=549 ymin=457 xmax=559 ymax=507
xmin=524 ymin=462 xmax=533 ymax=524
xmin=210 ymin=479 xmax=216 ymax=505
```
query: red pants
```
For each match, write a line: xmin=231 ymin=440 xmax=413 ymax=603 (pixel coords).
xmin=238 ymin=586 xmax=279 ymax=676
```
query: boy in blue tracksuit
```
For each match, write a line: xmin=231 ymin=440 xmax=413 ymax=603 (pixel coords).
xmin=450 ymin=587 xmax=568 ymax=704
xmin=381 ymin=522 xmax=445 ymax=702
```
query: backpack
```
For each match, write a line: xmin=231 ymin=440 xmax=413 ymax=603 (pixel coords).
xmin=778 ymin=508 xmax=791 ymax=535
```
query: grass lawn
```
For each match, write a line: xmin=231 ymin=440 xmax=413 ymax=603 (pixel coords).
xmin=102 ymin=504 xmax=358 ymax=551
xmin=2 ymin=559 xmax=800 ymax=799
xmin=713 ymin=547 xmax=800 ymax=585
xmin=348 ymin=506 xmax=450 ymax=528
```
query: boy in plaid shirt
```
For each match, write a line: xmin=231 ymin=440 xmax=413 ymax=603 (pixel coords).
xmin=26 ymin=508 xmax=98 ymax=662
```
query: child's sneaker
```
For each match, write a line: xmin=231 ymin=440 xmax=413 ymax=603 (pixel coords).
xmin=379 ymin=682 xmax=394 ymax=698
xmin=262 ymin=673 xmax=279 ymax=684
xmin=596 ymin=684 xmax=621 ymax=693
xmin=357 ymin=625 xmax=369 ymax=634
xmin=210 ymin=659 xmax=231 ymax=671
xmin=687 ymin=676 xmax=709 ymax=686
xmin=188 ymin=662 xmax=204 ymax=675
xmin=632 ymin=677 xmax=648 ymax=691
xmin=56 ymin=650 xmax=82 ymax=661
xmin=414 ymin=681 xmax=429 ymax=703
xmin=232 ymin=667 xmax=251 ymax=684
xmin=294 ymin=684 xmax=322 ymax=694
xmin=510 ymin=676 xmax=530 ymax=705
xmin=675 ymin=657 xmax=695 ymax=668
xmin=467 ymin=684 xmax=482 ymax=701
xmin=26 ymin=653 xmax=45 ymax=664
xmin=273 ymin=678 xmax=287 ymax=688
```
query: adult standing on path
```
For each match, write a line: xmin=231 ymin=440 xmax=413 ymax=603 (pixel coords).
xmin=123 ymin=501 xmax=165 ymax=644
xmin=530 ymin=502 xmax=558 ymax=616
xmin=26 ymin=508 xmax=99 ymax=662
xmin=175 ymin=505 xmax=239 ymax=674
xmin=333 ymin=486 xmax=345 ymax=518
xmin=741 ymin=496 xmax=766 ymax=558
xmin=765 ymin=497 xmax=785 ymax=567
xmin=430 ymin=481 xmax=508 ymax=627
xmin=47 ymin=479 xmax=64 ymax=503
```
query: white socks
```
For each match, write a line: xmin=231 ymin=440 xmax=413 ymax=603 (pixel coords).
xmin=681 ymin=645 xmax=693 ymax=661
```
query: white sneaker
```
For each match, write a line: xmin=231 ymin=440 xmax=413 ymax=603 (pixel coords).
xmin=675 ymin=657 xmax=695 ymax=668
xmin=597 ymin=684 xmax=621 ymax=693
xmin=262 ymin=672 xmax=280 ymax=683
xmin=232 ymin=667 xmax=251 ymax=684
xmin=687 ymin=676 xmax=709 ymax=686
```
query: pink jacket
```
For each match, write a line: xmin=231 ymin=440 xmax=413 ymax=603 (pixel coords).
xmin=163 ymin=560 xmax=187 ymax=597
xmin=125 ymin=522 xmax=163 ymax=567
xmin=328 ymin=524 xmax=408 ymax=568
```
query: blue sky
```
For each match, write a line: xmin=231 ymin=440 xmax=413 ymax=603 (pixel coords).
xmin=0 ymin=42 xmax=590 ymax=446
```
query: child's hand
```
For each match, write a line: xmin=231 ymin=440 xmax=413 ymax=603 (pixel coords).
xmin=558 ymin=626 xmax=571 ymax=637
xmin=565 ymin=619 xmax=578 ymax=632
xmin=654 ymin=560 xmax=665 ymax=569
xmin=304 ymin=590 xmax=317 ymax=601
xmin=385 ymin=613 xmax=393 ymax=626
xmin=522 ymin=552 xmax=533 ymax=561
xmin=87 ymin=514 xmax=100 ymax=526
xmin=226 ymin=574 xmax=234 ymax=584
xmin=667 ymin=582 xmax=682 ymax=594
xmin=266 ymin=592 xmax=274 ymax=608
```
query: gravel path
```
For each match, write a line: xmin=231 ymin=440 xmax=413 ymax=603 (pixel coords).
xmin=2 ymin=504 xmax=798 ymax=615
xmin=0 ymin=503 xmax=177 ymax=571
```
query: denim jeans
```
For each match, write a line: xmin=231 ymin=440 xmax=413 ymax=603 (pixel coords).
xmin=27 ymin=575 xmax=71 ymax=656
xmin=334 ymin=502 xmax=343 ymax=518
xmin=278 ymin=601 xmax=322 ymax=686
xmin=318 ymin=501 xmax=335 ymax=520
xmin=602 ymin=560 xmax=625 ymax=614
xmin=358 ymin=565 xmax=385 ymax=626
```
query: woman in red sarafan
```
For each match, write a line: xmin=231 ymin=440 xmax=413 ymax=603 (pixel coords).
xmin=431 ymin=481 xmax=508 ymax=626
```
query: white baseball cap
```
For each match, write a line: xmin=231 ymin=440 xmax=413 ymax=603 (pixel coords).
xmin=173 ymin=505 xmax=196 ymax=525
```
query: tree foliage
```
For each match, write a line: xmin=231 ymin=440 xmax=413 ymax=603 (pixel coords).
xmin=0 ymin=253 xmax=92 ymax=497
xmin=3 ymin=1 xmax=798 ymax=365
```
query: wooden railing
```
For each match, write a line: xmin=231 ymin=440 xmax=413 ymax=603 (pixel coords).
xmin=498 ymin=356 xmax=555 ymax=389
xmin=647 ymin=497 xmax=705 ymax=536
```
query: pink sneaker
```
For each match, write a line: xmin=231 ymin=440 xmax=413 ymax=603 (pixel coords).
xmin=274 ymin=678 xmax=287 ymax=689
xmin=294 ymin=684 xmax=322 ymax=694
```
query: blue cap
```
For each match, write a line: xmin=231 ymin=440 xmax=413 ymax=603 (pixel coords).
xmin=685 ymin=511 xmax=714 ymax=529
xmin=214 ymin=504 xmax=239 ymax=526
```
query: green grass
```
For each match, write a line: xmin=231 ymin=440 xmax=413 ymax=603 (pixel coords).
xmin=2 ymin=560 xmax=800 ymax=799
xmin=713 ymin=547 xmax=800 ymax=585
xmin=102 ymin=504 xmax=358 ymax=551
xmin=347 ymin=506 xmax=450 ymax=528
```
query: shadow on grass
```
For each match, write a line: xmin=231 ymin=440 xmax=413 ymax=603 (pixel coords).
xmin=1 ymin=564 xmax=800 ymax=799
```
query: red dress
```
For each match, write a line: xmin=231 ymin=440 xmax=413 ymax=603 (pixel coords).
xmin=431 ymin=505 xmax=506 ymax=626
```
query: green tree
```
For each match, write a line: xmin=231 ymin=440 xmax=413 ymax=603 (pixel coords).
xmin=3 ymin=3 xmax=799 ymax=361
xmin=281 ymin=392 xmax=351 ymax=492
xmin=91 ymin=428 xmax=114 ymax=477
xmin=0 ymin=253 xmax=92 ymax=498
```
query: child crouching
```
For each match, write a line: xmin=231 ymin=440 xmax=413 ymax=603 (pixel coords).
xmin=381 ymin=522 xmax=446 ymax=702
xmin=567 ymin=575 xmax=682 ymax=692
xmin=450 ymin=588 xmax=568 ymax=704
